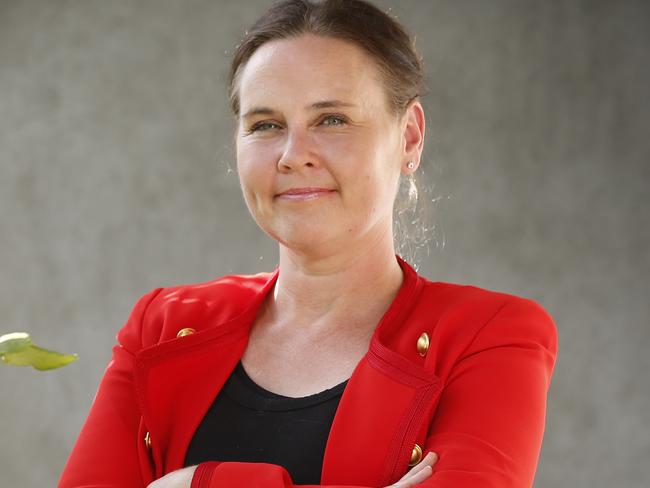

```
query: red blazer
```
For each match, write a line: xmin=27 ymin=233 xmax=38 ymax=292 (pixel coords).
xmin=58 ymin=255 xmax=558 ymax=488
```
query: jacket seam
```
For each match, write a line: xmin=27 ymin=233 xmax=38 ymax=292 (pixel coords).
xmin=136 ymin=324 xmax=248 ymax=366
xmin=455 ymin=297 xmax=514 ymax=363
xmin=139 ymin=287 xmax=165 ymax=351
xmin=136 ymin=313 xmax=247 ymax=358
xmin=118 ymin=287 xmax=165 ymax=356
xmin=112 ymin=287 xmax=163 ymax=487
xmin=125 ymin=286 xmax=164 ymax=482
xmin=381 ymin=381 xmax=440 ymax=485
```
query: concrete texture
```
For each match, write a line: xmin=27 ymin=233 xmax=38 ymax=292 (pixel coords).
xmin=0 ymin=1 xmax=648 ymax=486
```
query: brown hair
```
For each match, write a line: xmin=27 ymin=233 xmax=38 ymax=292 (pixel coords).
xmin=227 ymin=0 xmax=437 ymax=267
xmin=227 ymin=0 xmax=427 ymax=119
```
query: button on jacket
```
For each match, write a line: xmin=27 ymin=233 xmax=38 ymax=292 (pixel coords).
xmin=58 ymin=255 xmax=558 ymax=488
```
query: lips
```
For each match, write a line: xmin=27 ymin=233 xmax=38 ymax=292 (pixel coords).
xmin=278 ymin=187 xmax=335 ymax=196
xmin=276 ymin=187 xmax=336 ymax=200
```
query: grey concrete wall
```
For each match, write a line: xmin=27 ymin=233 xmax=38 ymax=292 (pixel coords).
xmin=1 ymin=1 xmax=648 ymax=486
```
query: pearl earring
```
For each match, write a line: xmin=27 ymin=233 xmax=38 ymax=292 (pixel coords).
xmin=406 ymin=161 xmax=415 ymax=170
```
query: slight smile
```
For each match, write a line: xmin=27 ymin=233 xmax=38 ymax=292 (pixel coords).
xmin=276 ymin=188 xmax=337 ymax=201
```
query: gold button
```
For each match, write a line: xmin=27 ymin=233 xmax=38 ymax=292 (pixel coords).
xmin=409 ymin=443 xmax=423 ymax=466
xmin=144 ymin=431 xmax=152 ymax=450
xmin=416 ymin=332 xmax=429 ymax=357
xmin=176 ymin=327 xmax=196 ymax=338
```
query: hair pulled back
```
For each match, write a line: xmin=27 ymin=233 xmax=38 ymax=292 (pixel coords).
xmin=227 ymin=0 xmax=437 ymax=267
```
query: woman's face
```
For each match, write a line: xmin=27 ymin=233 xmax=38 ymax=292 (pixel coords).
xmin=235 ymin=33 xmax=415 ymax=256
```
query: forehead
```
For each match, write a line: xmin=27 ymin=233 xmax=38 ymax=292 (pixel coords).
xmin=238 ymin=34 xmax=387 ymax=113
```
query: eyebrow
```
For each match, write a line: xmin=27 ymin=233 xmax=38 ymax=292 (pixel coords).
xmin=242 ymin=100 xmax=357 ymax=119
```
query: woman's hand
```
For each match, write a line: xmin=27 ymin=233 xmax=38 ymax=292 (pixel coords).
xmin=384 ymin=451 xmax=438 ymax=488
xmin=146 ymin=465 xmax=197 ymax=488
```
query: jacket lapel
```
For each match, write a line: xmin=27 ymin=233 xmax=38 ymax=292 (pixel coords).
xmin=135 ymin=322 xmax=251 ymax=476
xmin=133 ymin=270 xmax=279 ymax=476
xmin=321 ymin=258 xmax=442 ymax=486
xmin=321 ymin=347 xmax=441 ymax=486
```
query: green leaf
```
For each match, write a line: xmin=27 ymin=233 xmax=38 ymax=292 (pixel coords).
xmin=0 ymin=332 xmax=78 ymax=370
xmin=0 ymin=332 xmax=32 ymax=354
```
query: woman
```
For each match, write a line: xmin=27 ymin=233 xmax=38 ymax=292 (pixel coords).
xmin=58 ymin=1 xmax=558 ymax=487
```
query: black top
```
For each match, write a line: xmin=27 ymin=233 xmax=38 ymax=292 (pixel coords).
xmin=184 ymin=360 xmax=349 ymax=484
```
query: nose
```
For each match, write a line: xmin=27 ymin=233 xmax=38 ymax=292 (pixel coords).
xmin=277 ymin=129 xmax=316 ymax=172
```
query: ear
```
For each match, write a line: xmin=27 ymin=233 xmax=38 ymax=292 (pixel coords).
xmin=399 ymin=99 xmax=426 ymax=174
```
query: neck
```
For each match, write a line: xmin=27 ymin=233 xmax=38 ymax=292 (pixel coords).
xmin=264 ymin=237 xmax=405 ymax=335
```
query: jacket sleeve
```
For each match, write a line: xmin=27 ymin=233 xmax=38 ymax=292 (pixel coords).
xmin=57 ymin=287 xmax=164 ymax=488
xmin=420 ymin=296 xmax=558 ymax=487
xmin=190 ymin=462 xmax=367 ymax=488
xmin=190 ymin=297 xmax=558 ymax=488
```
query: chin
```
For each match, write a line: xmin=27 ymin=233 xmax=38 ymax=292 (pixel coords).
xmin=266 ymin=223 xmax=341 ymax=252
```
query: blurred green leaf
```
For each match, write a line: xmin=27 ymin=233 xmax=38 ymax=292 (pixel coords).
xmin=0 ymin=332 xmax=32 ymax=354
xmin=0 ymin=332 xmax=78 ymax=370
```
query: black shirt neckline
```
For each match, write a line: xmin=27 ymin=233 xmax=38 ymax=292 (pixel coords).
xmin=224 ymin=360 xmax=349 ymax=412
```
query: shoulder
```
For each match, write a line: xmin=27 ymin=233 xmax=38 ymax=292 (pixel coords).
xmin=116 ymin=269 xmax=276 ymax=353
xmin=411 ymin=277 xmax=557 ymax=365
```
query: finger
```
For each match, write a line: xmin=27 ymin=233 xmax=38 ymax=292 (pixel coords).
xmin=395 ymin=465 xmax=433 ymax=488
xmin=407 ymin=465 xmax=433 ymax=486
xmin=399 ymin=452 xmax=438 ymax=482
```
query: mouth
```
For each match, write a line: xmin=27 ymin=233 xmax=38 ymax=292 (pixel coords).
xmin=276 ymin=188 xmax=337 ymax=201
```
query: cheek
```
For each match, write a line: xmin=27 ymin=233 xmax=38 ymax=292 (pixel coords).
xmin=319 ymin=134 xmax=376 ymax=182
xmin=236 ymin=142 xmax=275 ymax=195
xmin=321 ymin=129 xmax=373 ymax=157
xmin=352 ymin=158 xmax=399 ymax=216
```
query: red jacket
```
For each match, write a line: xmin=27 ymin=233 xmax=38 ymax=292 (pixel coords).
xmin=58 ymin=255 xmax=558 ymax=488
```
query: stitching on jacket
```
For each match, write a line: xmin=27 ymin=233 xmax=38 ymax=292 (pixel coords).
xmin=381 ymin=382 xmax=440 ymax=486
xmin=455 ymin=298 xmax=514 ymax=364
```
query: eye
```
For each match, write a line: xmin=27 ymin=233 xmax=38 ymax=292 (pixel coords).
xmin=248 ymin=121 xmax=281 ymax=133
xmin=245 ymin=114 xmax=348 ymax=135
xmin=320 ymin=114 xmax=348 ymax=127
